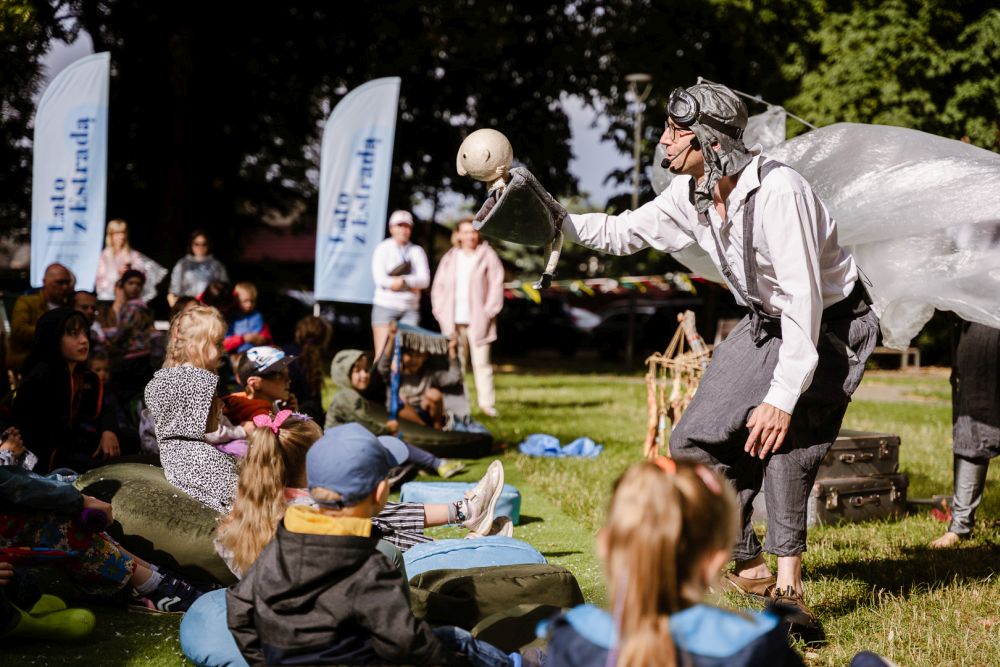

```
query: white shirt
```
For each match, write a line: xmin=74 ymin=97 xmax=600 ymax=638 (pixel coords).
xmin=453 ymin=250 xmax=475 ymax=325
xmin=371 ymin=238 xmax=431 ymax=312
xmin=565 ymin=154 xmax=858 ymax=414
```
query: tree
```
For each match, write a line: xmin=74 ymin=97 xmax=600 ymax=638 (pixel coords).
xmin=4 ymin=0 xmax=612 ymax=267
xmin=788 ymin=0 xmax=1000 ymax=150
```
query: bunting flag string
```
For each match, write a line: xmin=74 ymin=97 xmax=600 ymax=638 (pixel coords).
xmin=503 ymin=272 xmax=701 ymax=302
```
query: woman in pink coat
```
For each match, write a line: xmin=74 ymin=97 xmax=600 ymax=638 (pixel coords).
xmin=431 ymin=217 xmax=505 ymax=417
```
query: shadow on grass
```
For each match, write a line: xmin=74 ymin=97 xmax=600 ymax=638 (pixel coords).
xmin=811 ymin=544 xmax=1000 ymax=617
xmin=541 ymin=551 xmax=583 ymax=558
xmin=517 ymin=515 xmax=544 ymax=526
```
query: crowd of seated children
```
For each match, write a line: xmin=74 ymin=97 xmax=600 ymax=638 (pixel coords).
xmin=1 ymin=260 xmax=895 ymax=667
xmin=215 ymin=417 xmax=508 ymax=578
xmin=227 ymin=424 xmax=520 ymax=667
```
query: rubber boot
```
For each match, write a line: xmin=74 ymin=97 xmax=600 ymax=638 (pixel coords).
xmin=0 ymin=605 xmax=96 ymax=641
xmin=29 ymin=594 xmax=68 ymax=616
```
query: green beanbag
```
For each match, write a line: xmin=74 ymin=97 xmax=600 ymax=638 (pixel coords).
xmin=367 ymin=403 xmax=494 ymax=458
xmin=74 ymin=463 xmax=237 ymax=586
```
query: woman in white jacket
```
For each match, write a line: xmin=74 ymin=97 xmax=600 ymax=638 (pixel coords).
xmin=431 ymin=217 xmax=505 ymax=417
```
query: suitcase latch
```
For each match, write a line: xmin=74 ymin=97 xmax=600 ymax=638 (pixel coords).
xmin=879 ymin=442 xmax=891 ymax=459
xmin=849 ymin=494 xmax=882 ymax=507
xmin=839 ymin=453 xmax=874 ymax=464
xmin=826 ymin=488 xmax=839 ymax=510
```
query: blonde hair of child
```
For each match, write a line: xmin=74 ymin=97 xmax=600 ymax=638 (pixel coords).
xmin=216 ymin=415 xmax=322 ymax=576
xmin=164 ymin=304 xmax=226 ymax=369
xmin=603 ymin=460 xmax=738 ymax=667
xmin=234 ymin=281 xmax=257 ymax=304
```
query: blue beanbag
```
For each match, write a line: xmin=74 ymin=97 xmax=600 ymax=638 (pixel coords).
xmin=399 ymin=481 xmax=522 ymax=524
xmin=180 ymin=589 xmax=248 ymax=667
xmin=403 ymin=537 xmax=546 ymax=579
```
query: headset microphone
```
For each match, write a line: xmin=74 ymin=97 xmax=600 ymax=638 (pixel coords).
xmin=661 ymin=142 xmax=696 ymax=169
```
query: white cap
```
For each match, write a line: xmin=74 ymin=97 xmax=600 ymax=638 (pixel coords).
xmin=388 ymin=210 xmax=414 ymax=227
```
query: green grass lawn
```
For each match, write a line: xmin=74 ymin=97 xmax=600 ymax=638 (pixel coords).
xmin=9 ymin=367 xmax=1000 ymax=666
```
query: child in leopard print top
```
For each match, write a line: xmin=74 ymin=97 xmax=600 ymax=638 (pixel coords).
xmin=144 ymin=304 xmax=240 ymax=513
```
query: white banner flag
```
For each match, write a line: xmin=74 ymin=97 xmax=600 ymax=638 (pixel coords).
xmin=31 ymin=52 xmax=110 ymax=289
xmin=314 ymin=77 xmax=401 ymax=303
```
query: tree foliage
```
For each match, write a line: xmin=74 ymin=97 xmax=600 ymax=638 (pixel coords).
xmin=788 ymin=0 xmax=1000 ymax=149
xmin=7 ymin=0 xmax=613 ymax=266
xmin=2 ymin=0 xmax=997 ymax=278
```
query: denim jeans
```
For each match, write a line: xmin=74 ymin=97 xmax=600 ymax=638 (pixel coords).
xmin=433 ymin=625 xmax=513 ymax=667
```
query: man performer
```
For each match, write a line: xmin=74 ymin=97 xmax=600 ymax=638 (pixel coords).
xmin=562 ymin=82 xmax=879 ymax=634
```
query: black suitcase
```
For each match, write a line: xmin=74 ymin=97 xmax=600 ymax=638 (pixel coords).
xmin=807 ymin=474 xmax=909 ymax=527
xmin=818 ymin=430 xmax=900 ymax=479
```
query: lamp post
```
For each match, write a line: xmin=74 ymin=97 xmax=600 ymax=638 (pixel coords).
xmin=624 ymin=73 xmax=652 ymax=369
xmin=625 ymin=73 xmax=653 ymax=211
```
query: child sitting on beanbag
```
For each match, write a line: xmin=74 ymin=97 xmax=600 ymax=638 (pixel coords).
xmin=376 ymin=327 xmax=464 ymax=431
xmin=326 ymin=349 xmax=466 ymax=478
xmin=215 ymin=416 xmax=508 ymax=578
xmin=145 ymin=304 xmax=241 ymax=513
xmin=222 ymin=346 xmax=298 ymax=426
xmin=227 ymin=423 xmax=518 ymax=666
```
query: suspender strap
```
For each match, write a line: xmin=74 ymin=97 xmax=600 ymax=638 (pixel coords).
xmin=706 ymin=158 xmax=788 ymax=342
xmin=742 ymin=159 xmax=788 ymax=311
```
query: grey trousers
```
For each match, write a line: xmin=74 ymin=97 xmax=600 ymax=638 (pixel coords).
xmin=950 ymin=455 xmax=990 ymax=536
xmin=670 ymin=309 xmax=880 ymax=560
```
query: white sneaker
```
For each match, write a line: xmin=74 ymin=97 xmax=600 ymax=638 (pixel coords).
xmin=462 ymin=460 xmax=504 ymax=535
xmin=464 ymin=516 xmax=514 ymax=539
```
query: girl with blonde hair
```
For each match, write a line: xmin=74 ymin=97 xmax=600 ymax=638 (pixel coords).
xmin=542 ymin=458 xmax=806 ymax=667
xmin=215 ymin=411 xmax=510 ymax=578
xmin=95 ymin=219 xmax=166 ymax=302
xmin=144 ymin=304 xmax=242 ymax=513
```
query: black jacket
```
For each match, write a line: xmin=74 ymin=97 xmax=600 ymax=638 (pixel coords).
xmin=227 ymin=509 xmax=469 ymax=666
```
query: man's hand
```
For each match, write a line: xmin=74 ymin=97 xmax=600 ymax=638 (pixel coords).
xmin=245 ymin=332 xmax=265 ymax=345
xmin=0 ymin=562 xmax=13 ymax=586
xmin=389 ymin=277 xmax=406 ymax=291
xmin=82 ymin=495 xmax=114 ymax=528
xmin=93 ymin=431 xmax=121 ymax=461
xmin=447 ymin=333 xmax=459 ymax=360
xmin=744 ymin=403 xmax=792 ymax=459
xmin=386 ymin=420 xmax=399 ymax=435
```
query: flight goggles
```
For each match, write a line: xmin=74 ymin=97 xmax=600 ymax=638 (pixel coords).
xmin=666 ymin=87 xmax=744 ymax=141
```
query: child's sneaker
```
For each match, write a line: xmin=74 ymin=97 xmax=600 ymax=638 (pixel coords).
xmin=436 ymin=459 xmax=467 ymax=479
xmin=464 ymin=516 xmax=514 ymax=539
xmin=130 ymin=574 xmax=201 ymax=614
xmin=461 ymin=460 xmax=504 ymax=535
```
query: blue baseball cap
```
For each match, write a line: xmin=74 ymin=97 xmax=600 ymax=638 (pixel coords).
xmin=306 ymin=423 xmax=409 ymax=507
